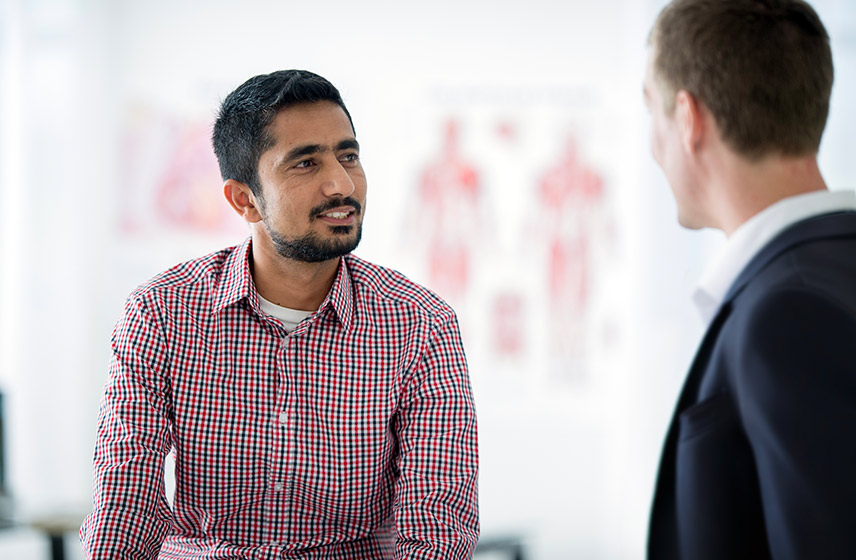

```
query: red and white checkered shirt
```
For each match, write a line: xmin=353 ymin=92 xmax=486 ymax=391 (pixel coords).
xmin=80 ymin=238 xmax=479 ymax=559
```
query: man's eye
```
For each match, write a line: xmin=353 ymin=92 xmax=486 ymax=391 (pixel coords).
xmin=341 ymin=153 xmax=360 ymax=164
xmin=295 ymin=159 xmax=314 ymax=168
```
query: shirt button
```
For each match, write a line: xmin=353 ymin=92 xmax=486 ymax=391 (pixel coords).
xmin=273 ymin=482 xmax=284 ymax=492
xmin=277 ymin=412 xmax=288 ymax=424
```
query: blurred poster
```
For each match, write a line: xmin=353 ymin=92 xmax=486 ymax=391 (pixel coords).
xmin=535 ymin=138 xmax=611 ymax=377
xmin=413 ymin=119 xmax=484 ymax=301
xmin=402 ymin=86 xmax=620 ymax=385
xmin=119 ymin=103 xmax=245 ymax=237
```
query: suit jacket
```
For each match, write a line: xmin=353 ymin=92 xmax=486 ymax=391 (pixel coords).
xmin=648 ymin=211 xmax=856 ymax=560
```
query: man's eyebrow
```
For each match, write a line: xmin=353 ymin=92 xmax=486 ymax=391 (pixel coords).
xmin=279 ymin=139 xmax=360 ymax=167
xmin=282 ymin=144 xmax=324 ymax=165
xmin=337 ymin=139 xmax=360 ymax=152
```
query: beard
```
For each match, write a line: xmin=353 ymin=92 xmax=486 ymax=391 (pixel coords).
xmin=267 ymin=224 xmax=362 ymax=263
xmin=261 ymin=196 xmax=364 ymax=263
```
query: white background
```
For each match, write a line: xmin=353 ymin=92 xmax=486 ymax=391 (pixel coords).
xmin=1 ymin=0 xmax=854 ymax=558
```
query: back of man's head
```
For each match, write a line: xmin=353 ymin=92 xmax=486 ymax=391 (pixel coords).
xmin=212 ymin=70 xmax=354 ymax=196
xmin=650 ymin=0 xmax=833 ymax=161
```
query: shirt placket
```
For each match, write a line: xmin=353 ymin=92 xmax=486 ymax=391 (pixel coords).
xmin=263 ymin=327 xmax=295 ymax=550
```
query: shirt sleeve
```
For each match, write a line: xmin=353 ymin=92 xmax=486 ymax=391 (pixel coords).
xmin=80 ymin=295 xmax=175 ymax=559
xmin=393 ymin=311 xmax=479 ymax=559
xmin=736 ymin=287 xmax=856 ymax=560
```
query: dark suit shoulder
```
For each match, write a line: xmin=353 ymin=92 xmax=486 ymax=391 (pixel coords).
xmin=733 ymin=285 xmax=856 ymax=362
xmin=740 ymin=234 xmax=856 ymax=314
xmin=717 ymin=283 xmax=856 ymax=412
xmin=722 ymin=239 xmax=856 ymax=402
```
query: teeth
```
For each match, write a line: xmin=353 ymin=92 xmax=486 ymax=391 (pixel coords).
xmin=324 ymin=212 xmax=349 ymax=219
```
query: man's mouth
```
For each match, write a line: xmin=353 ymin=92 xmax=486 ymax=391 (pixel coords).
xmin=317 ymin=207 xmax=356 ymax=225
xmin=323 ymin=211 xmax=351 ymax=219
xmin=311 ymin=197 xmax=362 ymax=226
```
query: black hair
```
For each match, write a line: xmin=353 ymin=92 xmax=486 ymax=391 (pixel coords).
xmin=212 ymin=70 xmax=354 ymax=194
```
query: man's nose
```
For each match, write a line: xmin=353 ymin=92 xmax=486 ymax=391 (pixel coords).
xmin=320 ymin=160 xmax=356 ymax=198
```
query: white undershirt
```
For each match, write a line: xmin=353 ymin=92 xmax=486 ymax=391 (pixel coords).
xmin=693 ymin=189 xmax=856 ymax=325
xmin=256 ymin=293 xmax=314 ymax=332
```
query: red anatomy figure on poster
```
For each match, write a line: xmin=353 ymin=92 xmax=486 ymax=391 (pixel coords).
xmin=537 ymin=138 xmax=605 ymax=371
xmin=416 ymin=120 xmax=482 ymax=301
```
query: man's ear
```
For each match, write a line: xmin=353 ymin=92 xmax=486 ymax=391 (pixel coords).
xmin=675 ymin=90 xmax=705 ymax=155
xmin=224 ymin=179 xmax=263 ymax=223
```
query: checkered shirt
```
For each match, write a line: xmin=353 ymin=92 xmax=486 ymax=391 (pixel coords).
xmin=80 ymin=238 xmax=479 ymax=559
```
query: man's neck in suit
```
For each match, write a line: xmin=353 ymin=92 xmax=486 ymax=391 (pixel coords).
xmin=705 ymin=151 xmax=828 ymax=236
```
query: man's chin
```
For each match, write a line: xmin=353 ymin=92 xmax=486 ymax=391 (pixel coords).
xmin=676 ymin=210 xmax=707 ymax=231
xmin=324 ymin=239 xmax=361 ymax=260
xmin=265 ymin=219 xmax=363 ymax=263
xmin=276 ymin=232 xmax=361 ymax=263
xmin=324 ymin=228 xmax=361 ymax=252
xmin=328 ymin=225 xmax=356 ymax=236
xmin=677 ymin=217 xmax=702 ymax=230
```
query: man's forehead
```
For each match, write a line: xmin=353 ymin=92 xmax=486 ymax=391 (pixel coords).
xmin=268 ymin=102 xmax=355 ymax=145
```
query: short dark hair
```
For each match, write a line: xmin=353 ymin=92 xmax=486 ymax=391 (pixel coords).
xmin=650 ymin=0 xmax=833 ymax=159
xmin=212 ymin=70 xmax=354 ymax=195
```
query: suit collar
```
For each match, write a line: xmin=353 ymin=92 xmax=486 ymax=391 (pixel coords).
xmin=722 ymin=211 xmax=856 ymax=304
xmin=694 ymin=191 xmax=856 ymax=324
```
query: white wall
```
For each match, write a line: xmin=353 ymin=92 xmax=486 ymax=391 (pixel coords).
xmin=1 ymin=0 xmax=854 ymax=558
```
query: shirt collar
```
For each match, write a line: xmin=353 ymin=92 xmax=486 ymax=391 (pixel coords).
xmin=693 ymin=189 xmax=856 ymax=324
xmin=213 ymin=237 xmax=255 ymax=315
xmin=212 ymin=237 xmax=354 ymax=331
xmin=315 ymin=255 xmax=354 ymax=332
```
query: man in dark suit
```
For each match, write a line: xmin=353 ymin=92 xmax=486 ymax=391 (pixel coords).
xmin=643 ymin=1 xmax=856 ymax=558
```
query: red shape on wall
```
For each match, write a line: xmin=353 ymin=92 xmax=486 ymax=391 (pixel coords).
xmin=492 ymin=292 xmax=525 ymax=358
xmin=538 ymin=138 xmax=603 ymax=305
xmin=119 ymin=106 xmax=245 ymax=236
xmin=416 ymin=119 xmax=482 ymax=300
xmin=536 ymin=137 xmax=606 ymax=365
xmin=155 ymin=121 xmax=240 ymax=233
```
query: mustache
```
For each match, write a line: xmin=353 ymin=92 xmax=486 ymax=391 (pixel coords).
xmin=310 ymin=197 xmax=362 ymax=218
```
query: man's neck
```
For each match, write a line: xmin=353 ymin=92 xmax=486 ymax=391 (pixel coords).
xmin=250 ymin=235 xmax=340 ymax=312
xmin=709 ymin=152 xmax=828 ymax=236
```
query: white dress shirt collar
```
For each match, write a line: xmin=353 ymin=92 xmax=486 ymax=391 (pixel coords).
xmin=693 ymin=189 xmax=856 ymax=324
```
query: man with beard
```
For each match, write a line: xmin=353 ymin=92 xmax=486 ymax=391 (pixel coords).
xmin=644 ymin=1 xmax=856 ymax=558
xmin=81 ymin=70 xmax=479 ymax=559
